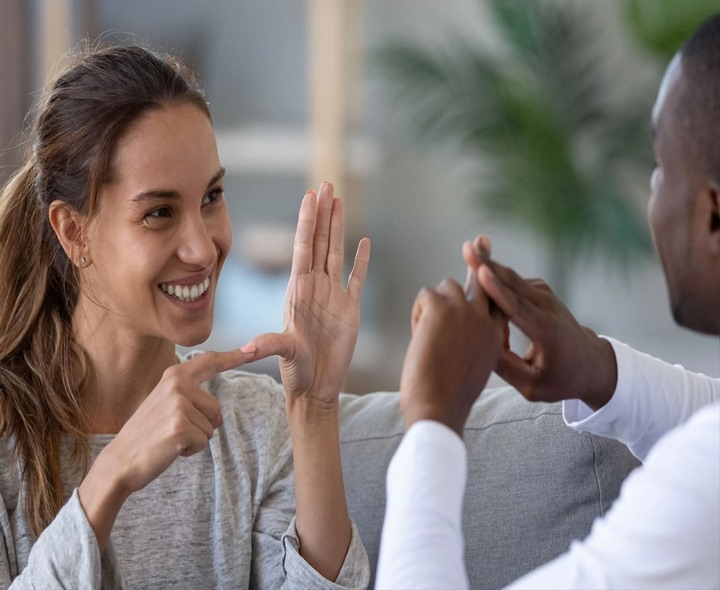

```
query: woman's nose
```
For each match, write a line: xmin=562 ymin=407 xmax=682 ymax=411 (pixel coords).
xmin=176 ymin=215 xmax=216 ymax=267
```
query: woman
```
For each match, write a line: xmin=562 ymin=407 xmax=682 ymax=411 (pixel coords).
xmin=0 ymin=45 xmax=371 ymax=588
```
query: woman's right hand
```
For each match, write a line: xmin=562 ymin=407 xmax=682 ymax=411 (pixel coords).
xmin=78 ymin=349 xmax=253 ymax=550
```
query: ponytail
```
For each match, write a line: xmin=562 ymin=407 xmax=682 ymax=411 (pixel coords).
xmin=0 ymin=162 xmax=47 ymax=351
xmin=0 ymin=43 xmax=209 ymax=537
xmin=0 ymin=161 xmax=89 ymax=536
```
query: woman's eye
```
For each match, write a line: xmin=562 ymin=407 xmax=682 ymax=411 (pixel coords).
xmin=146 ymin=206 xmax=172 ymax=220
xmin=203 ymin=187 xmax=224 ymax=206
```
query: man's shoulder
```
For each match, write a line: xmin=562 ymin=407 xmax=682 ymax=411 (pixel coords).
xmin=650 ymin=400 xmax=720 ymax=465
xmin=684 ymin=399 xmax=720 ymax=433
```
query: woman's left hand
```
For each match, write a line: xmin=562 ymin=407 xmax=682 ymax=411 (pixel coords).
xmin=246 ymin=182 xmax=371 ymax=409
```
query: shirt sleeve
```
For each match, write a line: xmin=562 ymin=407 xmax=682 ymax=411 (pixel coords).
xmin=250 ymin=380 xmax=370 ymax=590
xmin=563 ymin=337 xmax=720 ymax=461
xmin=507 ymin=402 xmax=720 ymax=589
xmin=375 ymin=420 xmax=469 ymax=590
xmin=281 ymin=517 xmax=370 ymax=590
xmin=1 ymin=490 xmax=102 ymax=590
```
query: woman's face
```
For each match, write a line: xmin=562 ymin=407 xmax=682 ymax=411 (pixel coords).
xmin=81 ymin=103 xmax=232 ymax=346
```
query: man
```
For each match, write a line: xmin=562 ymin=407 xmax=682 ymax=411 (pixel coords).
xmin=376 ymin=12 xmax=720 ymax=589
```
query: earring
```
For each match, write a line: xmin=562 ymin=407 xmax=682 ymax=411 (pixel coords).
xmin=79 ymin=257 xmax=86 ymax=266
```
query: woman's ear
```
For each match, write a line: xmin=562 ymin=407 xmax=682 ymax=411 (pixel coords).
xmin=48 ymin=200 xmax=91 ymax=267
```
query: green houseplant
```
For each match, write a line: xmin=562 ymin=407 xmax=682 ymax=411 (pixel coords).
xmin=622 ymin=0 xmax=720 ymax=60
xmin=376 ymin=0 xmax=655 ymax=298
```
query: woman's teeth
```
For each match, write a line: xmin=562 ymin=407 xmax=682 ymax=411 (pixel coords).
xmin=160 ymin=277 xmax=210 ymax=303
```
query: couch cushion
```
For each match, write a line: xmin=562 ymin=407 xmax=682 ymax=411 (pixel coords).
xmin=339 ymin=387 xmax=640 ymax=589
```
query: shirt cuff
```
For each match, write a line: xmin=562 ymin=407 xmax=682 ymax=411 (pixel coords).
xmin=22 ymin=489 xmax=102 ymax=588
xmin=281 ymin=516 xmax=370 ymax=589
xmin=562 ymin=337 xmax=635 ymax=433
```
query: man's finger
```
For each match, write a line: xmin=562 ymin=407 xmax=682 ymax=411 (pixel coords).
xmin=463 ymin=238 xmax=497 ymax=314
xmin=495 ymin=348 xmax=537 ymax=392
xmin=184 ymin=349 xmax=256 ymax=384
xmin=436 ymin=278 xmax=465 ymax=301
xmin=410 ymin=290 xmax=426 ymax=331
xmin=482 ymin=257 xmax=543 ymax=307
xmin=477 ymin=265 xmax=520 ymax=319
xmin=347 ymin=237 xmax=371 ymax=300
xmin=462 ymin=240 xmax=481 ymax=299
xmin=290 ymin=191 xmax=317 ymax=277
xmin=477 ymin=265 xmax=544 ymax=341
xmin=472 ymin=234 xmax=492 ymax=259
xmin=463 ymin=239 xmax=482 ymax=270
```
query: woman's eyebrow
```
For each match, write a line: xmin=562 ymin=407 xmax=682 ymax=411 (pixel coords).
xmin=207 ymin=167 xmax=226 ymax=188
xmin=131 ymin=189 xmax=180 ymax=203
xmin=130 ymin=167 xmax=226 ymax=203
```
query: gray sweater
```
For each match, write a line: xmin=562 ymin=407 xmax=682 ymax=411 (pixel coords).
xmin=0 ymin=362 xmax=370 ymax=589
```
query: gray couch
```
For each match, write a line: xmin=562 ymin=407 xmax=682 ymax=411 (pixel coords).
xmin=338 ymin=387 xmax=640 ymax=589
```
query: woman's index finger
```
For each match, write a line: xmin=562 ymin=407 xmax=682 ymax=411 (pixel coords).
xmin=182 ymin=349 xmax=254 ymax=384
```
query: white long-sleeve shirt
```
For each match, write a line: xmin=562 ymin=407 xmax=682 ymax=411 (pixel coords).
xmin=376 ymin=338 xmax=720 ymax=589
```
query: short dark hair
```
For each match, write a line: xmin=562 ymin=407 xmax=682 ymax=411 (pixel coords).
xmin=679 ymin=12 xmax=720 ymax=182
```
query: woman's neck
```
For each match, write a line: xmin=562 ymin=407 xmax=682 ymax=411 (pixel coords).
xmin=73 ymin=303 xmax=179 ymax=435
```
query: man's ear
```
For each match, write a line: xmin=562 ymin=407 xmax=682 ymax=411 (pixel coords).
xmin=48 ymin=200 xmax=91 ymax=267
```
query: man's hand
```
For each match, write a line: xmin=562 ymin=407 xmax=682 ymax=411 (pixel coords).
xmin=400 ymin=260 xmax=505 ymax=437
xmin=467 ymin=236 xmax=617 ymax=410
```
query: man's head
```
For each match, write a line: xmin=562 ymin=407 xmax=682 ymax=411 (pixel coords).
xmin=648 ymin=12 xmax=720 ymax=335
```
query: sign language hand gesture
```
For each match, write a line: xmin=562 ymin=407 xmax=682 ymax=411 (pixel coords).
xmin=400 ymin=245 xmax=505 ymax=436
xmin=468 ymin=235 xmax=617 ymax=410
xmin=104 ymin=350 xmax=253 ymax=492
xmin=248 ymin=182 xmax=371 ymax=408
xmin=79 ymin=349 xmax=254 ymax=551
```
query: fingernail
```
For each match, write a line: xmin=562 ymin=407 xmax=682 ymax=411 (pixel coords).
xmin=241 ymin=343 xmax=256 ymax=354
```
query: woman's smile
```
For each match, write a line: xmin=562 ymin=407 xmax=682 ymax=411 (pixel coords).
xmin=160 ymin=276 xmax=211 ymax=303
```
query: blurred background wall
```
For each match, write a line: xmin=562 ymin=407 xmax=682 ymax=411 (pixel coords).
xmin=1 ymin=0 xmax=718 ymax=392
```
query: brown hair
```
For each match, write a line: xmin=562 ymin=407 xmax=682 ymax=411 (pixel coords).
xmin=0 ymin=44 xmax=210 ymax=536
